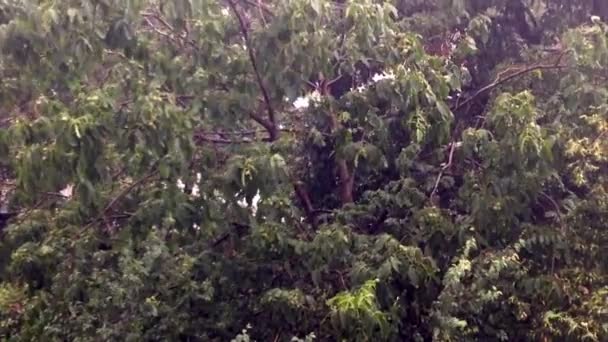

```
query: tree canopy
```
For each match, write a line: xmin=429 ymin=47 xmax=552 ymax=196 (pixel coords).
xmin=0 ymin=0 xmax=607 ymax=341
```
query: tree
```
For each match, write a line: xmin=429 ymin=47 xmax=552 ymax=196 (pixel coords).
xmin=0 ymin=0 xmax=606 ymax=341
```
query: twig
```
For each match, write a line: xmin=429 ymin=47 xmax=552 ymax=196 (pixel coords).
xmin=255 ymin=0 xmax=268 ymax=26
xmin=334 ymin=270 xmax=348 ymax=290
xmin=430 ymin=140 xmax=456 ymax=203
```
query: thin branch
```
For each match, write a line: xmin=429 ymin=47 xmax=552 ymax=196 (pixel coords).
xmin=239 ymin=0 xmax=274 ymax=17
xmin=42 ymin=192 xmax=70 ymax=199
xmin=305 ymin=80 xmax=318 ymax=90
xmin=320 ymin=78 xmax=354 ymax=205
xmin=210 ymin=222 xmax=250 ymax=247
xmin=143 ymin=11 xmax=175 ymax=32
xmin=142 ymin=16 xmax=175 ymax=41
xmin=254 ymin=0 xmax=268 ymax=26
xmin=327 ymin=73 xmax=345 ymax=87
xmin=452 ymin=54 xmax=569 ymax=112
xmin=82 ymin=170 xmax=158 ymax=230
xmin=592 ymin=130 xmax=607 ymax=146
xmin=227 ymin=0 xmax=278 ymax=140
xmin=539 ymin=190 xmax=565 ymax=275
xmin=540 ymin=191 xmax=562 ymax=223
xmin=102 ymin=171 xmax=158 ymax=214
xmin=198 ymin=129 xmax=265 ymax=136
xmin=2 ymin=197 xmax=53 ymax=230
xmin=433 ymin=52 xmax=571 ymax=206
xmin=293 ymin=180 xmax=317 ymax=229
xmin=141 ymin=11 xmax=199 ymax=50
xmin=0 ymin=117 xmax=13 ymax=128
xmin=430 ymin=140 xmax=457 ymax=204
xmin=197 ymin=127 xmax=301 ymax=139
xmin=334 ymin=270 xmax=348 ymax=290
xmin=194 ymin=135 xmax=256 ymax=144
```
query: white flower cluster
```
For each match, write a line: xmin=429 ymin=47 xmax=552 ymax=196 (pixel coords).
xmin=293 ymin=90 xmax=322 ymax=109
xmin=353 ymin=70 xmax=396 ymax=93
xmin=237 ymin=191 xmax=260 ymax=215
xmin=177 ymin=173 xmax=202 ymax=197
xmin=292 ymin=71 xmax=398 ymax=109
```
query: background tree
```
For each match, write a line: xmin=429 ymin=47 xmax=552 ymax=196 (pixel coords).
xmin=0 ymin=0 xmax=607 ymax=341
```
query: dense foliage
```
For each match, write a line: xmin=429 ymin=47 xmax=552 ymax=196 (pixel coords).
xmin=0 ymin=0 xmax=607 ymax=340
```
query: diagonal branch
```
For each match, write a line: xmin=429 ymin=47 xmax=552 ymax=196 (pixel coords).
xmin=83 ymin=170 xmax=158 ymax=230
xmin=248 ymin=110 xmax=275 ymax=136
xmin=102 ymin=171 xmax=158 ymax=215
xmin=227 ymin=0 xmax=278 ymax=140
xmin=452 ymin=51 xmax=569 ymax=112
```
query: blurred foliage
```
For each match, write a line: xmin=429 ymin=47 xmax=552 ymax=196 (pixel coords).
xmin=0 ymin=0 xmax=607 ymax=341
